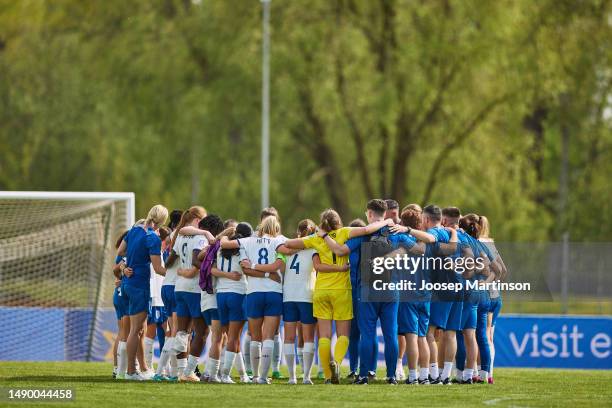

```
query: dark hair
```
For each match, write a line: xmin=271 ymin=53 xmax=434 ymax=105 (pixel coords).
xmin=168 ymin=209 xmax=183 ymax=230
xmin=385 ymin=199 xmax=399 ymax=210
xmin=115 ymin=230 xmax=129 ymax=249
xmin=442 ymin=206 xmax=461 ymax=218
xmin=400 ymin=209 xmax=421 ymax=229
xmin=224 ymin=219 xmax=238 ymax=229
xmin=158 ymin=226 xmax=171 ymax=241
xmin=236 ymin=222 xmax=253 ymax=238
xmin=199 ymin=214 xmax=225 ymax=237
xmin=460 ymin=214 xmax=481 ymax=239
xmin=423 ymin=204 xmax=442 ymax=222
xmin=349 ymin=218 xmax=366 ymax=228
xmin=367 ymin=199 xmax=388 ymax=216
xmin=222 ymin=222 xmax=253 ymax=259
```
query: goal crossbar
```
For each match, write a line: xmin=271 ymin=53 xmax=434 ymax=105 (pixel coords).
xmin=0 ymin=191 xmax=135 ymax=226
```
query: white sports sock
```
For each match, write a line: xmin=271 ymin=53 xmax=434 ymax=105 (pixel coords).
xmin=283 ymin=343 xmax=296 ymax=380
xmin=211 ymin=358 xmax=220 ymax=378
xmin=419 ymin=367 xmax=429 ymax=381
xmin=204 ymin=358 xmax=214 ymax=377
xmin=303 ymin=342 xmax=315 ymax=380
xmin=250 ymin=341 xmax=261 ymax=379
xmin=176 ymin=358 xmax=187 ymax=376
xmin=272 ymin=335 xmax=282 ymax=372
xmin=169 ymin=354 xmax=178 ymax=377
xmin=397 ymin=358 xmax=404 ymax=375
xmin=260 ymin=339 xmax=274 ymax=380
xmin=429 ymin=363 xmax=439 ymax=379
xmin=117 ymin=341 xmax=127 ymax=375
xmin=463 ymin=368 xmax=473 ymax=381
xmin=223 ymin=351 xmax=236 ymax=377
xmin=297 ymin=347 xmax=304 ymax=367
xmin=441 ymin=362 xmax=453 ymax=380
xmin=490 ymin=347 xmax=495 ymax=378
xmin=219 ymin=346 xmax=226 ymax=375
xmin=185 ymin=354 xmax=199 ymax=376
xmin=144 ymin=337 xmax=155 ymax=370
xmin=479 ymin=369 xmax=489 ymax=380
xmin=173 ymin=331 xmax=189 ymax=353
xmin=409 ymin=369 xmax=417 ymax=382
xmin=235 ymin=352 xmax=246 ymax=376
xmin=243 ymin=334 xmax=252 ymax=371
xmin=156 ymin=338 xmax=174 ymax=375
xmin=205 ymin=358 xmax=220 ymax=377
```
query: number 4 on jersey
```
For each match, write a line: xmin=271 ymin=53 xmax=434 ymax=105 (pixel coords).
xmin=290 ymin=254 xmax=300 ymax=274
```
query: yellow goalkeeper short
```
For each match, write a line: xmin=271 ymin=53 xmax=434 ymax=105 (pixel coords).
xmin=313 ymin=289 xmax=353 ymax=321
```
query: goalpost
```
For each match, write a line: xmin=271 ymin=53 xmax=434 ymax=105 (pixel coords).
xmin=0 ymin=191 xmax=134 ymax=361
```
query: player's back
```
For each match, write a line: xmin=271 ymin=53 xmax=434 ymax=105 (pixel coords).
xmin=174 ymin=234 xmax=207 ymax=293
xmin=124 ymin=225 xmax=159 ymax=287
xmin=215 ymin=251 xmax=247 ymax=294
xmin=283 ymin=249 xmax=316 ymax=302
xmin=239 ymin=234 xmax=285 ymax=294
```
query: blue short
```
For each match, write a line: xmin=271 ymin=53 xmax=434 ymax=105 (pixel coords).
xmin=489 ymin=297 xmax=502 ymax=326
xmin=246 ymin=292 xmax=283 ymax=318
xmin=148 ymin=305 xmax=167 ymax=325
xmin=398 ymin=301 xmax=430 ymax=337
xmin=122 ymin=284 xmax=150 ymax=316
xmin=283 ymin=301 xmax=316 ymax=324
xmin=161 ymin=285 xmax=176 ymax=315
xmin=430 ymin=301 xmax=451 ymax=330
xmin=175 ymin=291 xmax=202 ymax=318
xmin=461 ymin=301 xmax=477 ymax=330
xmin=446 ymin=301 xmax=463 ymax=331
xmin=217 ymin=292 xmax=246 ymax=326
xmin=202 ymin=308 xmax=219 ymax=326
xmin=430 ymin=301 xmax=463 ymax=331
xmin=113 ymin=286 xmax=128 ymax=320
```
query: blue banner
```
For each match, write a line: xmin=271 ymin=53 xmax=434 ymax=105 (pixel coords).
xmin=494 ymin=314 xmax=612 ymax=369
xmin=1 ymin=307 xmax=610 ymax=369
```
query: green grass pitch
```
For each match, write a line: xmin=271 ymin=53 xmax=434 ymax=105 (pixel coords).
xmin=1 ymin=362 xmax=611 ymax=407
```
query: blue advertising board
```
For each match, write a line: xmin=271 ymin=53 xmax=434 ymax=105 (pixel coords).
xmin=493 ymin=314 xmax=611 ymax=369
xmin=0 ymin=307 xmax=610 ymax=369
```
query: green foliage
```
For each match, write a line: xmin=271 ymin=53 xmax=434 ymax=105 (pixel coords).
xmin=0 ymin=0 xmax=610 ymax=241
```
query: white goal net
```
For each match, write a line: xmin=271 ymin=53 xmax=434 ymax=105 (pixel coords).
xmin=0 ymin=192 xmax=134 ymax=361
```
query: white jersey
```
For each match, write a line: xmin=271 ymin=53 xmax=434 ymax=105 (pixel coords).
xmin=239 ymin=234 xmax=287 ymax=294
xmin=150 ymin=262 xmax=165 ymax=307
xmin=162 ymin=231 xmax=179 ymax=286
xmin=173 ymin=234 xmax=207 ymax=293
xmin=215 ymin=251 xmax=247 ymax=294
xmin=283 ymin=249 xmax=316 ymax=303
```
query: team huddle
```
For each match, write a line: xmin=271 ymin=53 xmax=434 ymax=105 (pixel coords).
xmin=111 ymin=199 xmax=507 ymax=385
